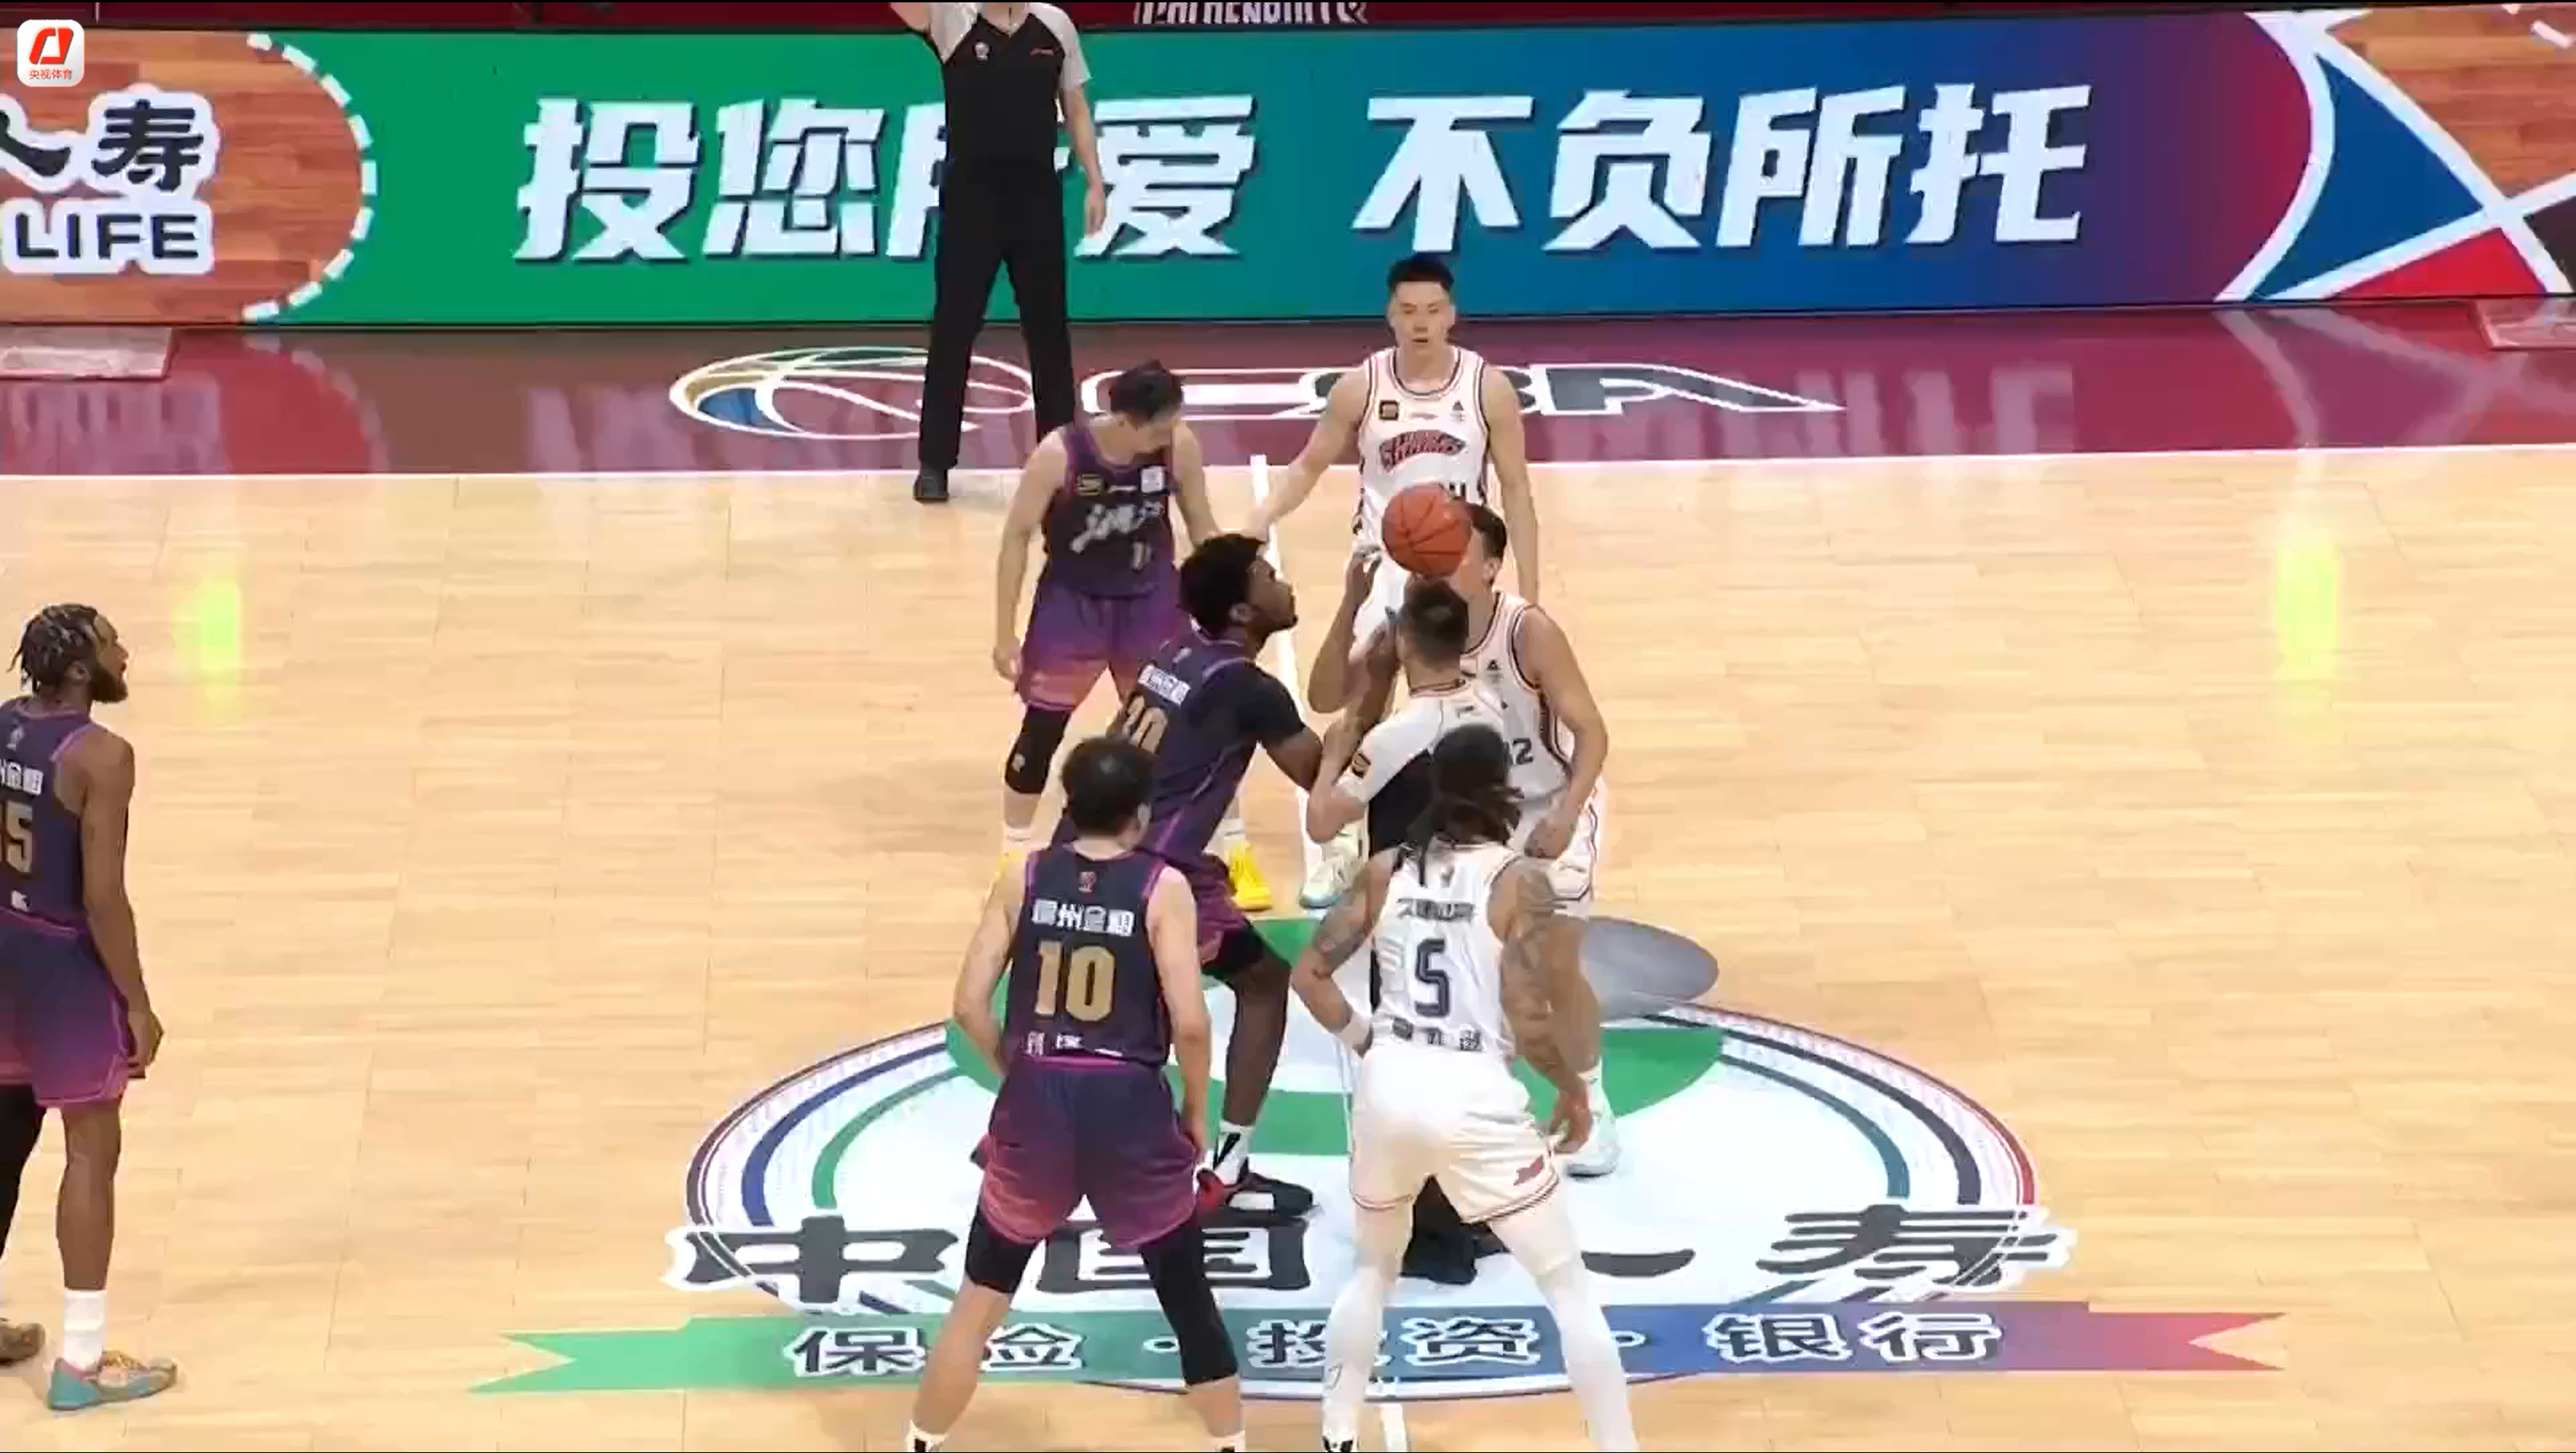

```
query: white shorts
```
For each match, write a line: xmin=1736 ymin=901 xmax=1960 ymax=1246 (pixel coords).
xmin=1346 ymin=1040 xmax=1562 ymax=1226
xmin=1516 ymin=786 xmax=1606 ymax=919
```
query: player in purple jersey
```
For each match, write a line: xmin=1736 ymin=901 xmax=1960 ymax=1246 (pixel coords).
xmin=993 ymin=364 xmax=1226 ymax=856
xmin=0 ymin=607 xmax=177 ymax=1410
xmin=1085 ymin=534 xmax=1327 ymax=1222
xmin=911 ymin=737 xmax=1245 ymax=1453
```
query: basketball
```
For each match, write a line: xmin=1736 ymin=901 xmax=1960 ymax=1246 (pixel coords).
xmin=1381 ymin=484 xmax=1472 ymax=577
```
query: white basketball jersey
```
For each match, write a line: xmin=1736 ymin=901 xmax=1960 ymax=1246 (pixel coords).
xmin=1462 ymin=592 xmax=1577 ymax=823
xmin=1354 ymin=345 xmax=1494 ymax=547
xmin=1370 ymin=840 xmax=1518 ymax=1059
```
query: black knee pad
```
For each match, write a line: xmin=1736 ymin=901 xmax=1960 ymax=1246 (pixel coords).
xmin=1003 ymin=708 xmax=1073 ymax=795
xmin=963 ymin=1210 xmax=1039 ymax=1296
xmin=1138 ymin=1219 xmax=1238 ymax=1385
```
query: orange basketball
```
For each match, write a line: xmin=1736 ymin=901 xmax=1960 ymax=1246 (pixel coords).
xmin=1381 ymin=484 xmax=1472 ymax=577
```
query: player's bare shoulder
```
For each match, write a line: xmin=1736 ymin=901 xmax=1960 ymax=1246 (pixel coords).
xmin=57 ymin=719 xmax=134 ymax=814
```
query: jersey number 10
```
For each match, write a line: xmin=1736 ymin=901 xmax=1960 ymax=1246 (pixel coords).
xmin=1034 ymin=938 xmax=1116 ymax=1023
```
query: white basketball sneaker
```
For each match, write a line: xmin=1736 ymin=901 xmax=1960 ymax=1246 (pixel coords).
xmin=1299 ymin=825 xmax=1365 ymax=910
xmin=1567 ymin=1078 xmax=1622 ymax=1179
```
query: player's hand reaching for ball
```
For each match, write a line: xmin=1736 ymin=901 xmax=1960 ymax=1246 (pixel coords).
xmin=1342 ymin=546 xmax=1380 ymax=601
xmin=992 ymin=635 xmax=1021 ymax=683
xmin=1547 ymin=1082 xmax=1592 ymax=1156
xmin=1523 ymin=806 xmax=1579 ymax=861
xmin=126 ymin=1001 xmax=165 ymax=1075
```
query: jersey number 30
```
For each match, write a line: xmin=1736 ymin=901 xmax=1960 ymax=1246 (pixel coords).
xmin=1034 ymin=938 xmax=1116 ymax=1023
xmin=1410 ymin=937 xmax=1452 ymax=1020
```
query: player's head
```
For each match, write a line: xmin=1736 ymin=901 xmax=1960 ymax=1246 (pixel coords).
xmin=1385 ymin=254 xmax=1456 ymax=351
xmin=1452 ymin=503 xmax=1507 ymax=597
xmin=1105 ymin=359 xmax=1185 ymax=452
xmin=1408 ymin=724 xmax=1521 ymax=864
xmin=13 ymin=604 xmax=126 ymax=705
xmin=1059 ymin=734 xmax=1156 ymax=845
xmin=1396 ymin=578 xmax=1470 ymax=677
xmin=1181 ymin=534 xmax=1298 ymax=640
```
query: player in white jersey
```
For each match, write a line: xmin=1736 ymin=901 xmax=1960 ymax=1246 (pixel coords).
xmin=1301 ymin=581 xmax=1504 ymax=857
xmin=1245 ymin=253 xmax=1542 ymax=906
xmin=1289 ymin=727 xmax=1638 ymax=1453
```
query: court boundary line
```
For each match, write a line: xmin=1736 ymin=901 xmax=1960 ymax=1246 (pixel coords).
xmin=12 ymin=438 xmax=2576 ymax=487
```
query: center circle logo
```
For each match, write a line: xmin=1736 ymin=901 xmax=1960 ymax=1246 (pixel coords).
xmin=674 ymin=930 xmax=2062 ymax=1403
xmin=670 ymin=345 xmax=1033 ymax=441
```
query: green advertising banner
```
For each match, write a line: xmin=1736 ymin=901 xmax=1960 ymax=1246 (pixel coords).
xmin=2 ymin=12 xmax=2570 ymax=325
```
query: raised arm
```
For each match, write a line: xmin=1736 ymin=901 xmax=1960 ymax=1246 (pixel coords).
xmin=950 ymin=866 xmax=1026 ymax=1076
xmin=1249 ymin=363 xmax=1368 ymax=537
xmin=1482 ymin=365 xmax=1541 ymax=605
xmin=993 ymin=433 xmax=1067 ymax=682
xmin=1494 ymin=857 xmax=1590 ymax=1151
xmin=1146 ymin=865 xmax=1212 ymax=1159
xmin=1289 ymin=853 xmax=1393 ymax=1050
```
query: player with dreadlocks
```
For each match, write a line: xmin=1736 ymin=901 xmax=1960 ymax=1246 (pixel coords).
xmin=0 ymin=605 xmax=177 ymax=1410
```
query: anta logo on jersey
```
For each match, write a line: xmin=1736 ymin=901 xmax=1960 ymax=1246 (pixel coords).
xmin=1377 ymin=429 xmax=1470 ymax=472
xmin=604 ymin=916 xmax=2142 ymax=1404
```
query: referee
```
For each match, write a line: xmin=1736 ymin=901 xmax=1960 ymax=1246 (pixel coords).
xmin=892 ymin=2 xmax=1108 ymax=505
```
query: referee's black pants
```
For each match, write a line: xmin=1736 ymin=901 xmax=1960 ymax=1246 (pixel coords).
xmin=919 ymin=157 xmax=1076 ymax=473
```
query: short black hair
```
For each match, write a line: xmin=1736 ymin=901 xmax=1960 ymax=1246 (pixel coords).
xmin=14 ymin=604 xmax=102 ymax=694
xmin=1387 ymin=253 xmax=1454 ymax=296
xmin=1061 ymin=735 xmax=1155 ymax=836
xmin=1106 ymin=359 xmax=1183 ymax=422
xmin=1179 ymin=534 xmax=1266 ymax=635
xmin=1463 ymin=502 xmax=1506 ymax=561
xmin=1399 ymin=579 xmax=1471 ymax=667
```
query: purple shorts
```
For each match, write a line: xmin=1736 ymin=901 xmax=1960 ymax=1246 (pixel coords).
xmin=1017 ymin=570 xmax=1186 ymax=712
xmin=0 ymin=915 xmax=133 ymax=1109
xmin=977 ymin=1056 xmax=1198 ymax=1250
xmin=1168 ymin=852 xmax=1251 ymax=968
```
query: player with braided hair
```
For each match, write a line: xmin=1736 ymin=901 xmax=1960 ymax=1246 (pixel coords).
xmin=0 ymin=604 xmax=177 ymax=1409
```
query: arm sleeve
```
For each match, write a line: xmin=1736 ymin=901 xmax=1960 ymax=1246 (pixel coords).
xmin=1339 ymin=708 xmax=1434 ymax=805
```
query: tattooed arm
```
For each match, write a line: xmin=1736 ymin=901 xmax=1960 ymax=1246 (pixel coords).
xmin=1495 ymin=857 xmax=1593 ymax=1151
xmin=1291 ymin=852 xmax=1394 ymax=1051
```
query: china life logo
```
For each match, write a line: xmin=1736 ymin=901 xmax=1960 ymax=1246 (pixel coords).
xmin=15 ymin=20 xmax=81 ymax=88
xmin=0 ymin=84 xmax=222 ymax=278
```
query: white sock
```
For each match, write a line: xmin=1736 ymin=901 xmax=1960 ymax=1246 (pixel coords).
xmin=1213 ymin=1121 xmax=1253 ymax=1181
xmin=1211 ymin=1433 xmax=1245 ymax=1452
xmin=1001 ymin=823 xmax=1038 ymax=853
xmin=1321 ymin=1261 xmax=1391 ymax=1447
xmin=1583 ymin=1060 xmax=1611 ymax=1114
xmin=1533 ymin=1260 xmax=1637 ymax=1452
xmin=905 ymin=1421 xmax=947 ymax=1452
xmin=63 ymin=1288 xmax=107 ymax=1371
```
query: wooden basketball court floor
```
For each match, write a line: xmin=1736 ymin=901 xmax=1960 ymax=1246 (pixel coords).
xmin=3 ymin=442 xmax=2576 ymax=1451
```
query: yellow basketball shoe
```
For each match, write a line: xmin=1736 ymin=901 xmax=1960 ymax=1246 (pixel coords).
xmin=1226 ymin=840 xmax=1273 ymax=914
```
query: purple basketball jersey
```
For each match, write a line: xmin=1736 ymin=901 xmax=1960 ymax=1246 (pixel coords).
xmin=1036 ymin=422 xmax=1176 ymax=600
xmin=0 ymin=700 xmax=93 ymax=928
xmin=1129 ymin=632 xmax=1270 ymax=866
xmin=1005 ymin=846 xmax=1173 ymax=1067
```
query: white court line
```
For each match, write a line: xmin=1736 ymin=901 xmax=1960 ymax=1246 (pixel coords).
xmin=1249 ymin=453 xmax=1407 ymax=1453
xmin=10 ymin=438 xmax=2576 ymax=487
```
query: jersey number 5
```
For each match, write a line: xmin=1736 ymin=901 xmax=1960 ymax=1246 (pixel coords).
xmin=1410 ymin=938 xmax=1452 ymax=1020
xmin=1035 ymin=939 xmax=1115 ymax=1023
xmin=2 ymin=802 xmax=32 ymax=874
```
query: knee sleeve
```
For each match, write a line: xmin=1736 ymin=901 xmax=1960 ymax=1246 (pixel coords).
xmin=1139 ymin=1219 xmax=1238 ymax=1385
xmin=1003 ymin=708 xmax=1073 ymax=795
xmin=963 ymin=1209 xmax=1039 ymax=1296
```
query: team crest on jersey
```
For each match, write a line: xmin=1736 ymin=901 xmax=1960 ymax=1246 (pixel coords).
xmin=1078 ymin=870 xmax=1098 ymax=894
xmin=1377 ymin=429 xmax=1471 ymax=472
xmin=1377 ymin=400 xmax=1399 ymax=422
xmin=1075 ymin=472 xmax=1106 ymax=497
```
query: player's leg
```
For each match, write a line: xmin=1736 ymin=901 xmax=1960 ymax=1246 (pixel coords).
xmin=1323 ymin=1051 xmax=1436 ymax=1452
xmin=1199 ymin=915 xmax=1312 ymax=1221
xmin=915 ymin=164 xmax=1009 ymax=504
xmin=906 ymin=1212 xmax=1028 ymax=1450
xmin=1137 ymin=1220 xmax=1245 ymax=1450
xmin=1002 ymin=583 xmax=1106 ymax=863
xmin=1321 ymin=1198 xmax=1408 ymax=1453
xmin=1552 ymin=789 xmax=1619 ymax=1179
xmin=32 ymin=941 xmax=173 ymax=1411
xmin=0 ymin=1080 xmax=44 ymax=1365
xmin=999 ymin=165 xmax=1075 ymax=446
xmin=1441 ymin=1070 xmax=1636 ymax=1451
